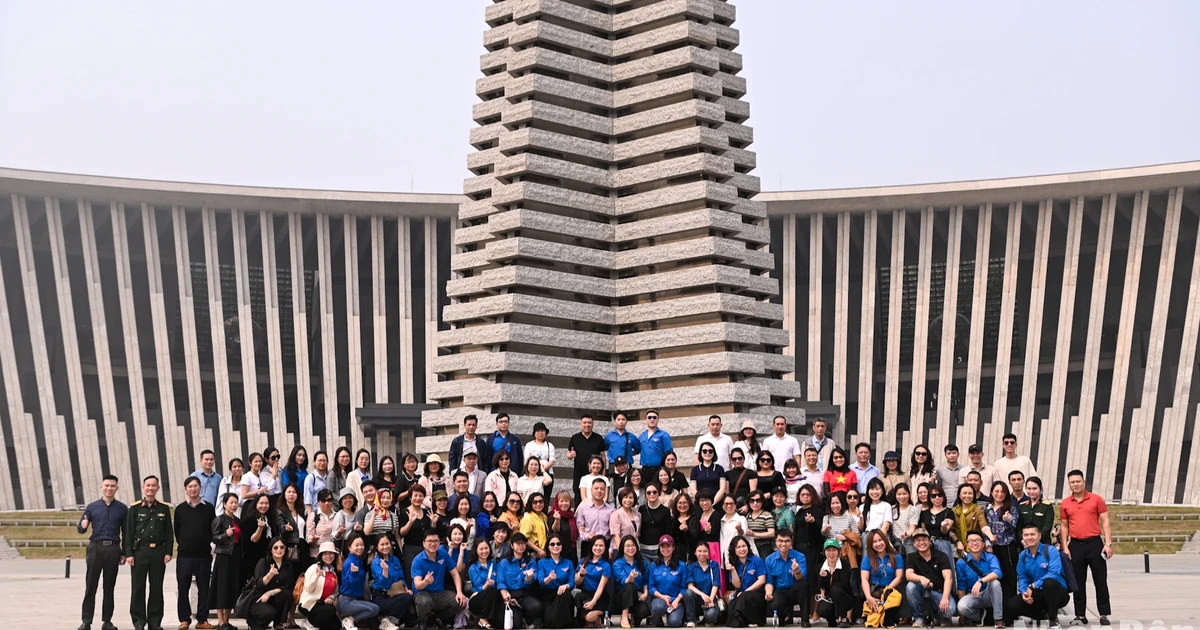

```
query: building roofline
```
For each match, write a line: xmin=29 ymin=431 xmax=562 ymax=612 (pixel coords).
xmin=759 ymin=160 xmax=1200 ymax=214
xmin=0 ymin=166 xmax=466 ymax=217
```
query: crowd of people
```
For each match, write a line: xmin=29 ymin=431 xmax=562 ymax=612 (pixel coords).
xmin=75 ymin=412 xmax=1115 ymax=630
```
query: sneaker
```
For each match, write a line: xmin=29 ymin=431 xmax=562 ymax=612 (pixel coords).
xmin=380 ymin=618 xmax=400 ymax=630
xmin=341 ymin=617 xmax=358 ymax=630
xmin=1049 ymin=618 xmax=1061 ymax=630
xmin=913 ymin=620 xmax=925 ymax=628
xmin=838 ymin=622 xmax=850 ymax=629
xmin=686 ymin=624 xmax=696 ymax=628
xmin=295 ymin=620 xmax=316 ymax=630
xmin=1099 ymin=619 xmax=1111 ymax=627
xmin=995 ymin=624 xmax=1005 ymax=629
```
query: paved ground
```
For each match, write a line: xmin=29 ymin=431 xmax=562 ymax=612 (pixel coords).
xmin=4 ymin=555 xmax=1194 ymax=629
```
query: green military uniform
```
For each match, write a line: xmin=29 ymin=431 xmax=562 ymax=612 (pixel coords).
xmin=125 ymin=499 xmax=173 ymax=630
xmin=1019 ymin=500 xmax=1056 ymax=545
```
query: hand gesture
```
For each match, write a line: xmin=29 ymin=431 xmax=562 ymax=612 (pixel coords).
xmin=547 ymin=570 xmax=557 ymax=582
xmin=765 ymin=591 xmax=773 ymax=602
xmin=805 ymin=512 xmax=815 ymax=523
xmin=226 ymin=526 xmax=235 ymax=537
xmin=821 ymin=523 xmax=831 ymax=534
xmin=578 ymin=564 xmax=588 ymax=577
xmin=350 ymin=563 xmax=359 ymax=573
xmin=267 ymin=564 xmax=278 ymax=578
xmin=735 ymin=522 xmax=744 ymax=534
xmin=425 ymin=571 xmax=435 ymax=585
xmin=702 ymin=520 xmax=711 ymax=532
xmin=485 ymin=578 xmax=495 ymax=589
xmin=80 ymin=516 xmax=89 ymax=530
xmin=285 ymin=522 xmax=294 ymax=531
xmin=1002 ymin=511 xmax=1012 ymax=522
xmin=626 ymin=569 xmax=637 ymax=584
xmin=257 ymin=518 xmax=267 ymax=530
xmin=791 ymin=558 xmax=801 ymax=573
xmin=382 ymin=562 xmax=389 ymax=578
xmin=354 ymin=522 xmax=363 ymax=531
xmin=337 ymin=523 xmax=346 ymax=536
xmin=820 ymin=568 xmax=829 ymax=577
xmin=724 ymin=561 xmax=734 ymax=572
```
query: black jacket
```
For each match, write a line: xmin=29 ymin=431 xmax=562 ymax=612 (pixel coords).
xmin=212 ymin=512 xmax=240 ymax=555
xmin=449 ymin=434 xmax=493 ymax=473
xmin=274 ymin=508 xmax=305 ymax=546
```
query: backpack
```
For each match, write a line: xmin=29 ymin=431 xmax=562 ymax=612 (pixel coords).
xmin=1041 ymin=544 xmax=1077 ymax=593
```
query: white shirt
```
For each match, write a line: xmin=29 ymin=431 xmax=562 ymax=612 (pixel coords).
xmin=993 ymin=456 xmax=1037 ymax=491
xmin=259 ymin=467 xmax=282 ymax=495
xmin=719 ymin=513 xmax=757 ymax=564
xmin=763 ymin=434 xmax=803 ymax=468
xmin=219 ymin=476 xmax=247 ymax=502
xmin=864 ymin=501 xmax=894 ymax=533
xmin=525 ymin=441 xmax=556 ymax=470
xmin=694 ymin=433 xmax=735 ymax=470
xmin=732 ymin=440 xmax=760 ymax=461
xmin=579 ymin=474 xmax=611 ymax=501
xmin=243 ymin=471 xmax=265 ymax=497
xmin=516 ymin=475 xmax=552 ymax=502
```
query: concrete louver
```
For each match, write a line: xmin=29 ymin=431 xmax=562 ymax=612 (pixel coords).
xmin=421 ymin=0 xmax=797 ymax=449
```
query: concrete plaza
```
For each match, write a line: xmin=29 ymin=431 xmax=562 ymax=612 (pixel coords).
xmin=4 ymin=555 xmax=1194 ymax=629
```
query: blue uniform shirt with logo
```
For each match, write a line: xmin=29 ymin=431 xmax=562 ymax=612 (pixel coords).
xmin=955 ymin=551 xmax=1002 ymax=594
xmin=371 ymin=554 xmax=405 ymax=592
xmin=1017 ymin=543 xmax=1065 ymax=592
xmin=638 ymin=429 xmax=674 ymax=467
xmin=605 ymin=429 xmax=641 ymax=464
xmin=649 ymin=560 xmax=688 ymax=598
xmin=411 ymin=548 xmax=454 ymax=593
xmin=733 ymin=555 xmax=767 ymax=589
xmin=537 ymin=556 xmax=575 ymax=589
xmin=579 ymin=558 xmax=613 ymax=592
xmin=340 ymin=553 xmax=369 ymax=597
xmin=612 ymin=557 xmax=648 ymax=590
xmin=469 ymin=560 xmax=496 ymax=592
xmin=687 ymin=561 xmax=721 ymax=594
xmin=765 ymin=549 xmax=807 ymax=589
xmin=497 ymin=556 xmax=539 ymax=591
xmin=861 ymin=553 xmax=904 ymax=588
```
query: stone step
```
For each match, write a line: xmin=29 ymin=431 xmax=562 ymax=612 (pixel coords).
xmin=0 ymin=536 xmax=26 ymax=560
xmin=1176 ymin=530 xmax=1200 ymax=554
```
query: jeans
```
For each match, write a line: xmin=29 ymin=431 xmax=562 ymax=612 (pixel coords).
xmin=932 ymin=539 xmax=956 ymax=563
xmin=905 ymin=583 xmax=956 ymax=620
xmin=957 ymin=585 xmax=1003 ymax=623
xmin=175 ymin=555 xmax=212 ymax=623
xmin=337 ymin=595 xmax=381 ymax=622
xmin=650 ymin=597 xmax=686 ymax=627
xmin=683 ymin=591 xmax=720 ymax=625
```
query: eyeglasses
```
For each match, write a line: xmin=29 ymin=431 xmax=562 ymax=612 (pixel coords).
xmin=272 ymin=545 xmax=287 ymax=551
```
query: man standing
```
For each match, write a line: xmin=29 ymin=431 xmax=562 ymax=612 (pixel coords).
xmin=955 ymin=530 xmax=1003 ymax=627
xmin=1006 ymin=524 xmax=1068 ymax=629
xmin=411 ymin=530 xmax=468 ymax=629
xmin=801 ymin=418 xmax=836 ymax=471
xmin=449 ymin=414 xmax=493 ymax=473
xmin=609 ymin=456 xmax=633 ymax=505
xmin=764 ymin=415 xmax=803 ymax=469
xmin=1008 ymin=471 xmax=1030 ymax=505
xmin=798 ymin=447 xmax=825 ymax=499
xmin=568 ymin=415 xmax=606 ymax=504
xmin=936 ymin=445 xmax=964 ymax=505
xmin=960 ymin=445 xmax=998 ymax=491
xmin=489 ymin=413 xmax=523 ymax=469
xmin=575 ymin=479 xmax=615 ymax=559
xmin=303 ymin=450 xmax=329 ymax=511
xmin=459 ymin=451 xmax=486 ymax=497
xmin=637 ymin=409 xmax=673 ymax=481
xmin=904 ymin=529 xmax=956 ymax=627
xmin=190 ymin=450 xmax=220 ymax=507
xmin=693 ymin=415 xmax=734 ymax=469
xmin=78 ymin=475 xmax=128 ymax=630
xmin=849 ymin=443 xmax=880 ymax=494
xmin=764 ymin=531 xmax=809 ymax=626
xmin=605 ymin=412 xmax=641 ymax=466
xmin=127 ymin=475 xmax=174 ymax=630
xmin=1059 ymin=470 xmax=1112 ymax=626
xmin=450 ymin=470 xmax=482 ymax=515
xmin=173 ymin=476 xmax=216 ymax=630
xmin=994 ymin=434 xmax=1037 ymax=493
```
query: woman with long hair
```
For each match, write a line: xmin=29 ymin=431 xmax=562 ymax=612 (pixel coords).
xmin=371 ymin=534 xmax=414 ymax=630
xmin=516 ymin=455 xmax=554 ymax=504
xmin=984 ymin=480 xmax=1020 ymax=598
xmin=648 ymin=534 xmax=687 ymax=628
xmin=684 ymin=541 xmax=721 ymax=626
xmin=783 ymin=459 xmax=804 ymax=505
xmin=952 ymin=484 xmax=993 ymax=557
xmin=915 ymin=482 xmax=932 ymax=511
xmin=280 ymin=445 xmax=309 ymax=492
xmin=247 ymin=537 xmax=296 ymax=630
xmin=822 ymin=448 xmax=856 ymax=497
xmin=298 ymin=541 xmax=342 ymax=630
xmin=908 ymin=445 xmax=937 ymax=490
xmin=520 ymin=492 xmax=551 ymax=558
xmin=860 ymin=477 xmax=893 ymax=536
xmin=890 ymin=483 xmax=920 ymax=554
xmin=627 ymin=468 xmax=646 ymax=506
xmin=307 ymin=488 xmax=338 ymax=563
xmin=240 ymin=494 xmax=275 ymax=585
xmin=327 ymin=446 xmax=353 ymax=498
xmin=820 ymin=492 xmax=861 ymax=568
xmin=576 ymin=536 xmax=614 ymax=627
xmin=918 ymin=486 xmax=957 ymax=561
xmin=754 ymin=451 xmax=785 ymax=498
xmin=726 ymin=535 xmax=768 ymax=628
xmin=499 ymin=532 xmax=543 ymax=628
xmin=695 ymin=491 xmax=723 ymax=593
xmin=373 ymin=455 xmax=399 ymax=497
xmin=500 ymin=491 xmax=524 ymax=531
xmin=477 ymin=491 xmax=500 ymax=543
xmin=657 ymin=468 xmax=679 ymax=508
xmin=612 ymin=535 xmax=650 ymax=628
xmin=661 ymin=451 xmax=689 ymax=496
xmin=419 ymin=454 xmax=448 ymax=508
xmin=672 ymin=493 xmax=699 ymax=563
xmin=879 ymin=452 xmax=906 ymax=498
xmin=718 ymin=494 xmax=753 ymax=567
xmin=218 ymin=458 xmax=247 ymax=507
xmin=468 ymin=537 xmax=504 ymax=629
xmin=536 ymin=533 xmax=577 ymax=628
xmin=346 ymin=448 xmax=372 ymax=502
xmin=689 ymin=444 xmax=727 ymax=506
xmin=793 ymin=484 xmax=824 ymax=623
xmin=209 ymin=493 xmax=242 ymax=629
xmin=745 ymin=490 xmax=776 ymax=558
xmin=486 ymin=451 xmax=520 ymax=503
xmin=259 ymin=446 xmax=283 ymax=500
xmin=733 ymin=420 xmax=762 ymax=461
xmin=548 ymin=490 xmax=578 ymax=563
xmin=578 ymin=455 xmax=611 ymax=503
xmin=860 ymin=530 xmax=905 ymax=628
xmin=444 ymin=523 xmax=471 ymax=576
xmin=610 ymin=486 xmax=642 ymax=552
xmin=429 ymin=490 xmax=452 ymax=541
xmin=451 ymin=494 xmax=478 ymax=547
xmin=725 ymin=447 xmax=757 ymax=510
xmin=274 ymin=483 xmax=308 ymax=569
xmin=337 ymin=533 xmax=381 ymax=628
xmin=394 ymin=453 xmax=420 ymax=508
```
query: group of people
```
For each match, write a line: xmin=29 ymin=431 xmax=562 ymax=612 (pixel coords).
xmin=75 ymin=411 xmax=1115 ymax=630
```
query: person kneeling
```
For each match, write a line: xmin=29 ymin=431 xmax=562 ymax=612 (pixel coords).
xmin=1004 ymin=524 xmax=1069 ymax=629
xmin=297 ymin=542 xmax=344 ymax=630
xmin=371 ymin=536 xmax=415 ymax=630
xmin=537 ymin=534 xmax=577 ymax=628
xmin=248 ymin=538 xmax=296 ymax=630
xmin=766 ymin=531 xmax=810 ymax=627
xmin=955 ymin=530 xmax=1004 ymax=628
xmin=412 ymin=530 xmax=468 ymax=630
xmin=727 ymin=536 xmax=768 ymax=628
xmin=684 ymin=542 xmax=721 ymax=627
xmin=648 ymin=535 xmax=688 ymax=628
xmin=904 ymin=529 xmax=956 ymax=627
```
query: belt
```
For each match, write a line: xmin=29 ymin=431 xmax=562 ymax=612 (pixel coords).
xmin=92 ymin=540 xmax=119 ymax=546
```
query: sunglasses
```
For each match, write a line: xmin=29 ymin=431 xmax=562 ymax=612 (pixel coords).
xmin=269 ymin=455 xmax=280 ymax=461
xmin=320 ymin=498 xmax=333 ymax=503
xmin=750 ymin=498 xmax=763 ymax=503
xmin=533 ymin=499 xmax=544 ymax=504
xmin=846 ymin=495 xmax=859 ymax=500
xmin=930 ymin=493 xmax=944 ymax=498
xmin=272 ymin=545 xmax=287 ymax=551
xmin=646 ymin=490 xmax=659 ymax=495
xmin=915 ymin=452 xmax=929 ymax=457
xmin=701 ymin=450 xmax=715 ymax=455
xmin=731 ymin=456 xmax=744 ymax=461
xmin=508 ymin=499 xmax=521 ymax=504
xmin=1003 ymin=440 xmax=1016 ymax=445
xmin=548 ymin=541 xmax=562 ymax=547
xmin=647 ymin=416 xmax=658 ymax=420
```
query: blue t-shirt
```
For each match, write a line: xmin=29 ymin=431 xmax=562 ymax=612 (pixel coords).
xmin=638 ymin=429 xmax=674 ymax=467
xmin=469 ymin=560 xmax=497 ymax=592
xmin=537 ymin=556 xmax=575 ymax=589
xmin=687 ymin=561 xmax=721 ymax=595
xmin=612 ymin=556 xmax=648 ymax=590
xmin=649 ymin=560 xmax=688 ymax=599
xmin=497 ymin=555 xmax=539 ymax=591
xmin=732 ymin=555 xmax=767 ymax=590
xmin=605 ymin=429 xmax=641 ymax=464
xmin=411 ymin=548 xmax=454 ymax=593
xmin=579 ymin=558 xmax=613 ymax=592
xmin=340 ymin=553 xmax=368 ymax=597
xmin=1017 ymin=543 xmax=1066 ymax=592
xmin=764 ymin=549 xmax=807 ymax=589
xmin=862 ymin=553 xmax=904 ymax=588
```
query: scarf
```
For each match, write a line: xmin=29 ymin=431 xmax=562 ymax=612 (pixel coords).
xmin=554 ymin=507 xmax=578 ymax=543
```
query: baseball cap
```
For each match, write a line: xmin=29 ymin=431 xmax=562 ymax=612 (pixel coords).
xmin=883 ymin=450 xmax=899 ymax=461
xmin=658 ymin=535 xmax=675 ymax=546
xmin=968 ymin=444 xmax=983 ymax=454
xmin=823 ymin=539 xmax=842 ymax=550
xmin=912 ymin=528 xmax=931 ymax=539
xmin=613 ymin=456 xmax=628 ymax=467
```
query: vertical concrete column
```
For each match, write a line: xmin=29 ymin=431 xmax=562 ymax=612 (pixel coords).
xmin=831 ymin=212 xmax=851 ymax=432
xmin=933 ymin=206 xmax=964 ymax=449
xmin=907 ymin=207 xmax=935 ymax=453
xmin=371 ymin=216 xmax=389 ymax=403
xmin=171 ymin=206 xmax=211 ymax=456
xmin=1095 ymin=192 xmax=1148 ymax=498
xmin=399 ymin=218 xmax=415 ymax=404
xmin=1017 ymin=201 xmax=1052 ymax=439
xmin=782 ymin=215 xmax=796 ymax=382
xmin=202 ymin=207 xmax=239 ymax=463
xmin=1124 ymin=188 xmax=1183 ymax=502
xmin=425 ymin=217 xmax=439 ymax=404
xmin=962 ymin=204 xmax=993 ymax=450
xmin=344 ymin=215 xmax=365 ymax=451
xmin=260 ymin=212 xmax=291 ymax=448
xmin=0 ymin=197 xmax=42 ymax=508
xmin=989 ymin=203 xmax=1023 ymax=436
xmin=316 ymin=213 xmax=338 ymax=451
xmin=287 ymin=212 xmax=315 ymax=445
xmin=1039 ymin=198 xmax=1083 ymax=497
xmin=853 ymin=210 xmax=878 ymax=447
xmin=882 ymin=210 xmax=906 ymax=451
xmin=231 ymin=209 xmax=263 ymax=455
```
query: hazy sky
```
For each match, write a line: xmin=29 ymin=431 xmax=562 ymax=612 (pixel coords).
xmin=2 ymin=2 xmax=1197 ymax=194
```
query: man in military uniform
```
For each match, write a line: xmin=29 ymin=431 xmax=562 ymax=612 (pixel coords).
xmin=126 ymin=475 xmax=174 ymax=630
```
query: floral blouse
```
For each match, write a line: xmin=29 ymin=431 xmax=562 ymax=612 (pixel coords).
xmin=984 ymin=501 xmax=1020 ymax=546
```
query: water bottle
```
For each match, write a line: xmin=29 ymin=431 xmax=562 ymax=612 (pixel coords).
xmin=772 ymin=610 xmax=779 ymax=627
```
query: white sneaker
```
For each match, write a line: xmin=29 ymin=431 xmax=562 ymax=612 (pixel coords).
xmin=380 ymin=617 xmax=400 ymax=630
xmin=295 ymin=619 xmax=316 ymax=630
xmin=341 ymin=617 xmax=359 ymax=630
xmin=687 ymin=624 xmax=697 ymax=628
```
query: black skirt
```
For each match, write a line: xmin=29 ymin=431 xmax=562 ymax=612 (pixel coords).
xmin=469 ymin=586 xmax=505 ymax=625
xmin=729 ymin=589 xmax=767 ymax=627
xmin=210 ymin=552 xmax=242 ymax=609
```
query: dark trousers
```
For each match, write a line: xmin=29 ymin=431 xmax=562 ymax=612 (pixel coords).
xmin=82 ymin=541 xmax=122 ymax=623
xmin=375 ymin=592 xmax=416 ymax=621
xmin=247 ymin=590 xmax=294 ymax=630
xmin=415 ymin=590 xmax=461 ymax=623
xmin=770 ymin=581 xmax=810 ymax=621
xmin=508 ymin=588 xmax=543 ymax=628
xmin=175 ymin=555 xmax=212 ymax=623
xmin=1004 ymin=579 xmax=1069 ymax=625
xmin=130 ymin=548 xmax=167 ymax=629
xmin=300 ymin=602 xmax=341 ymax=630
xmin=816 ymin=583 xmax=857 ymax=625
xmin=1069 ymin=537 xmax=1111 ymax=616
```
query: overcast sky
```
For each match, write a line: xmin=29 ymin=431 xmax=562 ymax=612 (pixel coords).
xmin=1 ymin=1 xmax=1197 ymax=194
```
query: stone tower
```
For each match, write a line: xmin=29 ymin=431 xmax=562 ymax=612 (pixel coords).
xmin=422 ymin=0 xmax=799 ymax=444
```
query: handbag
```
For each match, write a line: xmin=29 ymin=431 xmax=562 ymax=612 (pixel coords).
xmin=504 ymin=603 xmax=515 ymax=630
xmin=233 ymin=581 xmax=258 ymax=619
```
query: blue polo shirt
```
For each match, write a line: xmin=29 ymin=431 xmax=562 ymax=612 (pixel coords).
xmin=732 ymin=555 xmax=767 ymax=590
xmin=638 ymin=429 xmax=674 ymax=467
xmin=605 ymin=429 xmax=640 ymax=464
xmin=537 ymin=556 xmax=575 ymax=589
xmin=862 ymin=553 xmax=904 ymax=588
xmin=411 ymin=548 xmax=454 ymax=593
xmin=765 ymin=549 xmax=807 ymax=589
xmin=497 ymin=555 xmax=538 ymax=591
xmin=579 ymin=558 xmax=613 ymax=592
xmin=612 ymin=557 xmax=647 ymax=590
xmin=955 ymin=551 xmax=1002 ymax=594
xmin=648 ymin=560 xmax=688 ymax=599
xmin=1017 ymin=543 xmax=1065 ymax=591
xmin=687 ymin=561 xmax=720 ymax=594
xmin=191 ymin=469 xmax=221 ymax=506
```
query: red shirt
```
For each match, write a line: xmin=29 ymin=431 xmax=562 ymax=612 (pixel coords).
xmin=1060 ymin=491 xmax=1107 ymax=540
xmin=320 ymin=570 xmax=338 ymax=600
xmin=824 ymin=469 xmax=858 ymax=495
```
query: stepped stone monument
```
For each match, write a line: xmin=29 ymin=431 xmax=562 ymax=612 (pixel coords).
xmin=420 ymin=0 xmax=800 ymax=456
